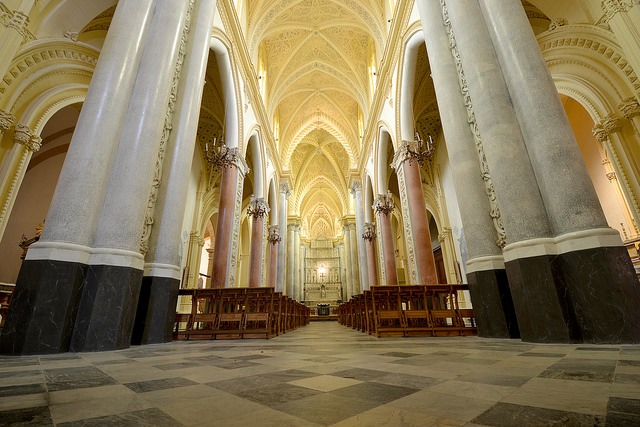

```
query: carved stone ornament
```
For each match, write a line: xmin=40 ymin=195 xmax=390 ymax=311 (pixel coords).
xmin=606 ymin=171 xmax=617 ymax=181
xmin=279 ymin=182 xmax=291 ymax=196
xmin=618 ymin=97 xmax=640 ymax=119
xmin=0 ymin=110 xmax=15 ymax=132
xmin=592 ymin=123 xmax=609 ymax=143
xmin=602 ymin=114 xmax=623 ymax=134
xmin=548 ymin=18 xmax=567 ymax=31
xmin=14 ymin=124 xmax=41 ymax=152
xmin=372 ymin=191 xmax=394 ymax=215
xmin=63 ymin=30 xmax=79 ymax=41
xmin=602 ymin=0 xmax=638 ymax=20
xmin=349 ymin=180 xmax=362 ymax=196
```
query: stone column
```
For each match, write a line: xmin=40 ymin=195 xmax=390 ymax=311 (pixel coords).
xmin=417 ymin=0 xmax=519 ymax=338
xmin=267 ymin=225 xmax=280 ymax=288
xmin=348 ymin=222 xmax=360 ymax=295
xmin=338 ymin=243 xmax=347 ymax=301
xmin=373 ymin=192 xmax=397 ymax=285
xmin=286 ymin=222 xmax=295 ymax=296
xmin=293 ymin=224 xmax=301 ymax=300
xmin=351 ymin=181 xmax=370 ymax=291
xmin=133 ymin=0 xmax=218 ymax=345
xmin=593 ymin=114 xmax=640 ymax=226
xmin=481 ymin=0 xmax=640 ymax=343
xmin=363 ymin=222 xmax=378 ymax=287
xmin=211 ymin=153 xmax=249 ymax=288
xmin=205 ymin=249 xmax=214 ymax=288
xmin=71 ymin=0 xmax=190 ymax=353
xmin=601 ymin=0 xmax=640 ymax=86
xmin=443 ymin=0 xmax=580 ymax=343
xmin=248 ymin=196 xmax=268 ymax=288
xmin=0 ymin=0 xmax=157 ymax=355
xmin=342 ymin=221 xmax=353 ymax=299
xmin=0 ymin=123 xmax=41 ymax=239
xmin=276 ymin=183 xmax=290 ymax=292
xmin=0 ymin=0 xmax=37 ymax=81
xmin=391 ymin=142 xmax=437 ymax=284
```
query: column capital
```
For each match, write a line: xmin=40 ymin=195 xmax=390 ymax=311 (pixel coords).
xmin=618 ymin=97 xmax=640 ymax=119
xmin=593 ymin=113 xmax=623 ymax=141
xmin=373 ymin=191 xmax=394 ymax=215
xmin=601 ymin=0 xmax=637 ymax=20
xmin=349 ymin=180 xmax=362 ymax=196
xmin=279 ymin=182 xmax=291 ymax=196
xmin=247 ymin=196 xmax=269 ymax=218
xmin=14 ymin=123 xmax=42 ymax=152
xmin=391 ymin=132 xmax=435 ymax=169
xmin=0 ymin=110 xmax=15 ymax=132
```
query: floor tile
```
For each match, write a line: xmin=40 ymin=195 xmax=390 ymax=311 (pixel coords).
xmin=0 ymin=405 xmax=52 ymax=426
xmin=289 ymin=374 xmax=362 ymax=392
xmin=44 ymin=366 xmax=117 ymax=392
xmin=235 ymin=382 xmax=321 ymax=407
xmin=330 ymin=381 xmax=418 ymax=404
xmin=273 ymin=392 xmax=378 ymax=425
xmin=56 ymin=407 xmax=181 ymax=427
xmin=472 ymin=402 xmax=604 ymax=426
xmin=125 ymin=376 xmax=198 ymax=393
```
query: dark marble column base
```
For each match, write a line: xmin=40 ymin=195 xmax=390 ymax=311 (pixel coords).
xmin=70 ymin=264 xmax=143 ymax=352
xmin=466 ymin=268 xmax=519 ymax=339
xmin=0 ymin=259 xmax=87 ymax=355
xmin=557 ymin=246 xmax=640 ymax=343
xmin=505 ymin=255 xmax=575 ymax=343
xmin=131 ymin=276 xmax=180 ymax=345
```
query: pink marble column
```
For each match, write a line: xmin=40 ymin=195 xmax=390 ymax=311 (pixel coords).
xmin=267 ymin=225 xmax=280 ymax=288
xmin=373 ymin=193 xmax=397 ymax=285
xmin=363 ymin=222 xmax=378 ymax=286
xmin=212 ymin=163 xmax=239 ymax=288
xmin=397 ymin=152 xmax=437 ymax=284
xmin=248 ymin=197 xmax=268 ymax=288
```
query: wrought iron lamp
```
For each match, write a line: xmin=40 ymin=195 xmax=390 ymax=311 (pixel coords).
xmin=204 ymin=132 xmax=237 ymax=171
xmin=247 ymin=195 xmax=269 ymax=218
xmin=406 ymin=130 xmax=435 ymax=166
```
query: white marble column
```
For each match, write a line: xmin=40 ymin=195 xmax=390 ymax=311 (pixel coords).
xmin=276 ymin=183 xmax=290 ymax=293
xmin=71 ymin=0 xmax=190 ymax=353
xmin=601 ymin=1 xmax=640 ymax=87
xmin=0 ymin=122 xmax=41 ymax=239
xmin=0 ymin=0 xmax=159 ymax=355
xmin=480 ymin=0 xmax=609 ymax=237
xmin=134 ymin=0 xmax=218 ymax=345
xmin=293 ymin=224 xmax=301 ymax=301
xmin=348 ymin=222 xmax=360 ymax=295
xmin=38 ymin=0 xmax=157 ymax=252
xmin=0 ymin=0 xmax=37 ymax=81
xmin=342 ymin=222 xmax=353 ymax=299
xmin=286 ymin=222 xmax=295 ymax=296
xmin=351 ymin=181 xmax=370 ymax=291
xmin=417 ymin=0 xmax=518 ymax=338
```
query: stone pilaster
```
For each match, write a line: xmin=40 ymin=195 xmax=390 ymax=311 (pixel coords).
xmin=601 ymin=0 xmax=640 ymax=81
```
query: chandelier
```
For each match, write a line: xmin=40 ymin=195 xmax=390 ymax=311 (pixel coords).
xmin=267 ymin=225 xmax=281 ymax=244
xmin=405 ymin=131 xmax=435 ymax=166
xmin=362 ymin=222 xmax=376 ymax=241
xmin=247 ymin=195 xmax=269 ymax=218
xmin=204 ymin=132 xmax=237 ymax=171
xmin=373 ymin=191 xmax=394 ymax=215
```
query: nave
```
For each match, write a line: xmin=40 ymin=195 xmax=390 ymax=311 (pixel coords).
xmin=1 ymin=321 xmax=639 ymax=426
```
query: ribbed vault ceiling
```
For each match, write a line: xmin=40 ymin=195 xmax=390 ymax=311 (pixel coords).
xmin=246 ymin=0 xmax=386 ymax=238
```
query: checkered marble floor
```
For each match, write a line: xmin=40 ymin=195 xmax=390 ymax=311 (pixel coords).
xmin=1 ymin=321 xmax=639 ymax=426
